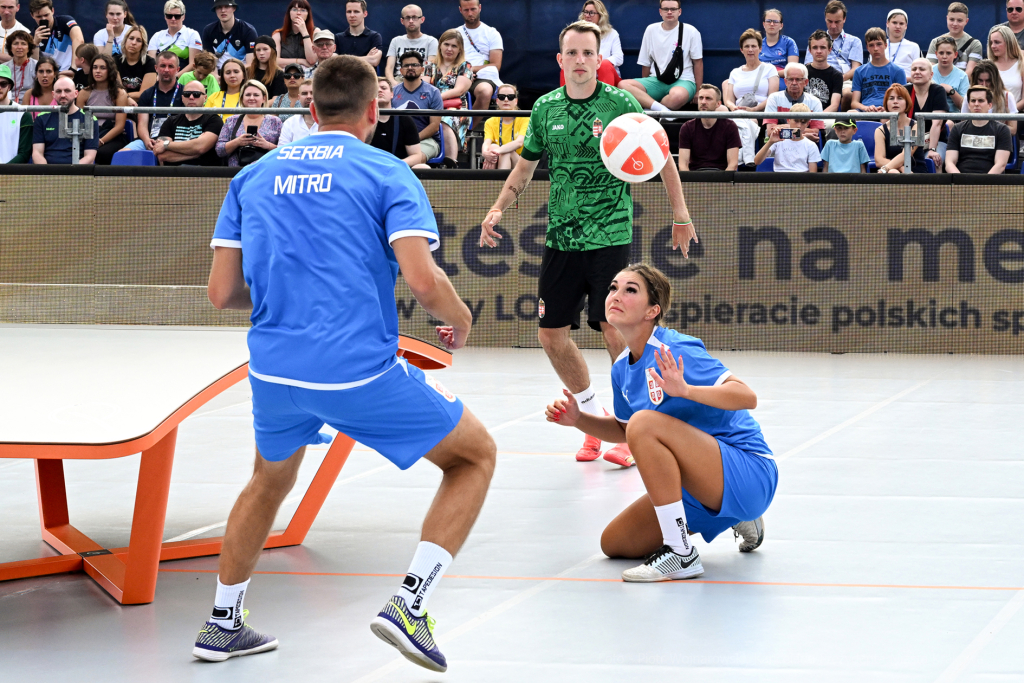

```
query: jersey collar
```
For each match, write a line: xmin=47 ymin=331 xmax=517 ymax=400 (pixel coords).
xmin=307 ymin=130 xmax=358 ymax=139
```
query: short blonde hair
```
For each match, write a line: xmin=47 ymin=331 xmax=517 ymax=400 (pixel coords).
xmin=163 ymin=0 xmax=185 ymax=14
xmin=788 ymin=103 xmax=810 ymax=113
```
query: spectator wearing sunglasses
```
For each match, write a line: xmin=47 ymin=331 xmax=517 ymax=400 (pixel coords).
xmin=149 ymin=0 xmax=202 ymax=73
xmin=152 ymin=79 xmax=223 ymax=165
xmin=278 ymin=77 xmax=316 ymax=143
xmin=997 ymin=0 xmax=1024 ymax=51
xmin=270 ymin=63 xmax=304 ymax=119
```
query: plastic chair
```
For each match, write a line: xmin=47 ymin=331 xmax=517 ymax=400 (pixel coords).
xmin=123 ymin=119 xmax=135 ymax=144
xmin=853 ymin=120 xmax=881 ymax=160
xmin=426 ymin=130 xmax=446 ymax=166
xmin=111 ymin=149 xmax=157 ymax=166
xmin=755 ymin=158 xmax=774 ymax=172
xmin=1005 ymin=139 xmax=1018 ymax=172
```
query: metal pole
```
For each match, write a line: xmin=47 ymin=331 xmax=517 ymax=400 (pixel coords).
xmin=71 ymin=117 xmax=80 ymax=166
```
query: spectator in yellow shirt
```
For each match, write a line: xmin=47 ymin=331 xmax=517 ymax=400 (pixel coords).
xmin=481 ymin=83 xmax=527 ymax=168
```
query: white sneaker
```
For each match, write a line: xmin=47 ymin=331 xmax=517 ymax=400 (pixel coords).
xmin=732 ymin=516 xmax=764 ymax=552
xmin=621 ymin=544 xmax=704 ymax=582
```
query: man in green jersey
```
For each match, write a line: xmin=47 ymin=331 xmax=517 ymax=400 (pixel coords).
xmin=479 ymin=20 xmax=696 ymax=466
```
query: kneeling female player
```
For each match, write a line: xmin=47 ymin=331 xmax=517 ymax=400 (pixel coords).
xmin=545 ymin=264 xmax=778 ymax=581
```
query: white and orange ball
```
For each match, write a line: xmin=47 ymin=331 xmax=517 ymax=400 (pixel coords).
xmin=599 ymin=112 xmax=671 ymax=183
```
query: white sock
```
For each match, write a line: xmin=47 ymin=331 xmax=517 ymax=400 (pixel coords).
xmin=211 ymin=578 xmax=249 ymax=630
xmin=399 ymin=542 xmax=453 ymax=617
xmin=573 ymin=387 xmax=604 ymax=417
xmin=654 ymin=501 xmax=692 ymax=555
xmin=650 ymin=101 xmax=670 ymax=112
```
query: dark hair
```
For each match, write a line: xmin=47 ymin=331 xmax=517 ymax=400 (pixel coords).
xmin=698 ymin=83 xmax=722 ymax=100
xmin=4 ymin=29 xmax=33 ymax=57
xmin=808 ymin=29 xmax=833 ymax=48
xmin=278 ymin=0 xmax=315 ymax=42
xmin=399 ymin=50 xmax=424 ymax=66
xmin=558 ymin=20 xmax=602 ymax=51
xmin=658 ymin=0 xmax=681 ymax=8
xmin=347 ymin=0 xmax=368 ymax=10
xmin=104 ymin=0 xmax=138 ymax=30
xmin=89 ymin=53 xmax=124 ymax=103
xmin=934 ymin=36 xmax=958 ymax=53
xmin=29 ymin=0 xmax=53 ymax=13
xmin=75 ymin=42 xmax=99 ymax=65
xmin=761 ymin=8 xmax=783 ymax=22
xmin=864 ymin=27 xmax=887 ymax=44
xmin=824 ymin=0 xmax=847 ymax=17
xmin=620 ymin=263 xmax=672 ymax=326
xmin=312 ymin=55 xmax=377 ymax=123
xmin=967 ymin=84 xmax=994 ymax=102
xmin=29 ymin=55 xmax=58 ymax=98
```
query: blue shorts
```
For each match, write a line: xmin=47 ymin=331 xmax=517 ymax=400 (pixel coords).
xmin=249 ymin=358 xmax=464 ymax=469
xmin=683 ymin=440 xmax=779 ymax=543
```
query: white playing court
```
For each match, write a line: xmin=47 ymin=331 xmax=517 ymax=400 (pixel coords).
xmin=1 ymin=324 xmax=1021 ymax=682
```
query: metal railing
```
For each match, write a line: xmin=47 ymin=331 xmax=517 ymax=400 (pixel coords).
xmin=3 ymin=104 xmax=1021 ymax=173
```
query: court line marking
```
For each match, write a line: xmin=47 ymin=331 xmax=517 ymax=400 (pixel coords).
xmin=934 ymin=588 xmax=1024 ymax=682
xmin=349 ymin=553 xmax=605 ymax=683
xmin=775 ymin=379 xmax=932 ymax=463
xmin=157 ymin=568 xmax=1024 ymax=593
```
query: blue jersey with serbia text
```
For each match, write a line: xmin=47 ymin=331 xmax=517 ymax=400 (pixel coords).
xmin=211 ymin=131 xmax=439 ymax=388
xmin=611 ymin=327 xmax=773 ymax=456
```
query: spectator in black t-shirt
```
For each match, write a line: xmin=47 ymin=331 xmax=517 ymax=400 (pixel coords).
xmin=907 ymin=57 xmax=948 ymax=167
xmin=946 ymin=85 xmax=1013 ymax=173
xmin=71 ymin=42 xmax=96 ymax=91
xmin=153 ymin=80 xmax=223 ymax=165
xmin=247 ymin=35 xmax=286 ymax=97
xmin=805 ymin=29 xmax=843 ymax=112
xmin=335 ymin=0 xmax=382 ymax=71
xmin=117 ymin=25 xmax=156 ymax=100
xmin=370 ymin=77 xmax=422 ymax=165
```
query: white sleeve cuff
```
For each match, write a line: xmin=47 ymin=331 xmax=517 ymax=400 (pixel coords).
xmin=614 ymin=414 xmax=629 ymax=424
xmin=389 ymin=230 xmax=440 ymax=251
xmin=210 ymin=238 xmax=242 ymax=249
xmin=714 ymin=371 xmax=733 ymax=386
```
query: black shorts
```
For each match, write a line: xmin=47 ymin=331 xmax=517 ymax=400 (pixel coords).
xmin=538 ymin=244 xmax=630 ymax=331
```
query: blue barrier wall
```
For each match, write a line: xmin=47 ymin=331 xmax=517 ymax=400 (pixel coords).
xmin=21 ymin=1 xmax=1010 ymax=97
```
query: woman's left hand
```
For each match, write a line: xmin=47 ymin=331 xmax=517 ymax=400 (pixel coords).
xmin=651 ymin=344 xmax=690 ymax=398
xmin=253 ymin=134 xmax=275 ymax=150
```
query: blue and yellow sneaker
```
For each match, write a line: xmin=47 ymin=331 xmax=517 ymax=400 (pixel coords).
xmin=192 ymin=610 xmax=279 ymax=662
xmin=370 ymin=595 xmax=447 ymax=672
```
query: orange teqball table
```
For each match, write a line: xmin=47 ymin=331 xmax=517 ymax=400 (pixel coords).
xmin=0 ymin=327 xmax=450 ymax=605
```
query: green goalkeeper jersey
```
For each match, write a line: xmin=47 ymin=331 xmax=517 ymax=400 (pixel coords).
xmin=521 ymin=85 xmax=644 ymax=252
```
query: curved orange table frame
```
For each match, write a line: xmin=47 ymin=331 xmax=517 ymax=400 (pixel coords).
xmin=0 ymin=335 xmax=452 ymax=605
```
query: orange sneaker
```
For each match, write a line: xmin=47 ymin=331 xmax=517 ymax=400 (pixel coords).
xmin=602 ymin=443 xmax=635 ymax=467
xmin=575 ymin=433 xmax=602 ymax=461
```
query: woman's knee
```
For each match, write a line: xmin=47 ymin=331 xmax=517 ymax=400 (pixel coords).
xmin=625 ymin=410 xmax=661 ymax=449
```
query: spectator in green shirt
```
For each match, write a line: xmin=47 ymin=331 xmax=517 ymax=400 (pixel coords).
xmin=177 ymin=49 xmax=219 ymax=94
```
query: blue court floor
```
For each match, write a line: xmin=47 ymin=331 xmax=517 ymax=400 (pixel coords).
xmin=1 ymin=335 xmax=1022 ymax=682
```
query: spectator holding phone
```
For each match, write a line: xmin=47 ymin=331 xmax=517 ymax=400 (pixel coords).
xmin=216 ymin=78 xmax=281 ymax=167
xmin=754 ymin=103 xmax=821 ymax=172
xmin=29 ymin=0 xmax=83 ymax=74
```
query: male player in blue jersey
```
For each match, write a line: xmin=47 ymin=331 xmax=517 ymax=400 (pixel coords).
xmin=545 ymin=264 xmax=778 ymax=582
xmin=194 ymin=55 xmax=496 ymax=673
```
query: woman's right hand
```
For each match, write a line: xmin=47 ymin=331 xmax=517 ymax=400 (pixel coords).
xmin=545 ymin=389 xmax=581 ymax=427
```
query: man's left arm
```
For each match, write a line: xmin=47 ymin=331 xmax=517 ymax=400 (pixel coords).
xmin=691 ymin=58 xmax=703 ymax=88
xmin=658 ymin=161 xmax=695 ymax=257
xmin=421 ymin=114 xmax=440 ymax=140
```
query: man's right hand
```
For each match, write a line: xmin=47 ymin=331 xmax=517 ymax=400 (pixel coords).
xmin=479 ymin=209 xmax=503 ymax=247
xmin=143 ymin=137 xmax=155 ymax=151
xmin=34 ymin=25 xmax=50 ymax=46
xmin=435 ymin=324 xmax=469 ymax=350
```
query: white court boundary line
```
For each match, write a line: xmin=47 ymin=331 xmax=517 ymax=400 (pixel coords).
xmin=934 ymin=589 xmax=1024 ymax=682
xmin=775 ymin=379 xmax=931 ymax=463
xmin=351 ymin=553 xmax=605 ymax=683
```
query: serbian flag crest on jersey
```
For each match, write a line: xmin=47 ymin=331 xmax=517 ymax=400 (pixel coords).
xmin=645 ymin=368 xmax=664 ymax=405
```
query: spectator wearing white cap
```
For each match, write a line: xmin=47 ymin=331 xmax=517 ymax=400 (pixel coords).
xmin=886 ymin=9 xmax=922 ymax=79
xmin=308 ymin=28 xmax=335 ymax=74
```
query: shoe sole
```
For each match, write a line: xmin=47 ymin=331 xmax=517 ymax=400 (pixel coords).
xmin=575 ymin=449 xmax=602 ymax=462
xmin=602 ymin=452 xmax=634 ymax=467
xmin=622 ymin=562 xmax=704 ymax=582
xmin=370 ymin=617 xmax=447 ymax=673
xmin=192 ymin=638 xmax=278 ymax=662
xmin=739 ymin=517 xmax=765 ymax=552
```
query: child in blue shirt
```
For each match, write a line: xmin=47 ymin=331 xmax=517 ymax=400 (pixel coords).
xmin=821 ymin=118 xmax=870 ymax=172
xmin=851 ymin=27 xmax=906 ymax=111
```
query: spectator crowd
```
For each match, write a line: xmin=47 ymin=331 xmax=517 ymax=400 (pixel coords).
xmin=0 ymin=0 xmax=1021 ymax=174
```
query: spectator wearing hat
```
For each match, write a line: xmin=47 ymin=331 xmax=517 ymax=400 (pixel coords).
xmin=201 ymin=0 xmax=257 ymax=68
xmin=885 ymin=9 xmax=922 ymax=79
xmin=308 ymin=28 xmax=335 ymax=73
xmin=0 ymin=63 xmax=32 ymax=162
xmin=335 ymin=0 xmax=382 ymax=70
xmin=0 ymin=1 xmax=30 ymax=63
xmin=278 ymin=78 xmax=317 ymax=143
xmin=247 ymin=34 xmax=286 ymax=97
xmin=271 ymin=62 xmax=304 ymax=118
xmin=821 ymin=118 xmax=869 ymax=172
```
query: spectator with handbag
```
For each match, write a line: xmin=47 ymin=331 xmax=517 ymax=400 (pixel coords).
xmin=216 ymin=78 xmax=281 ymax=167
xmin=425 ymin=29 xmax=472 ymax=167
xmin=723 ymin=29 xmax=779 ymax=112
xmin=926 ymin=2 xmax=982 ymax=76
xmin=620 ymin=0 xmax=702 ymax=113
xmin=148 ymin=0 xmax=203 ymax=73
